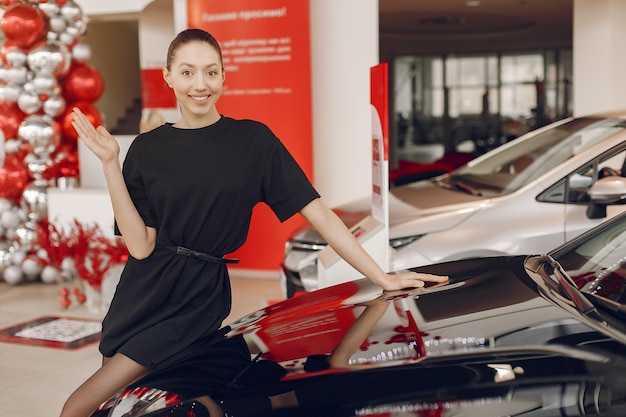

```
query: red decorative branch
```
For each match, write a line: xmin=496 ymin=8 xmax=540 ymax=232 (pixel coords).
xmin=37 ymin=218 xmax=129 ymax=292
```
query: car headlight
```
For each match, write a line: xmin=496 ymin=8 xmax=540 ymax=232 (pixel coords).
xmin=390 ymin=235 xmax=425 ymax=250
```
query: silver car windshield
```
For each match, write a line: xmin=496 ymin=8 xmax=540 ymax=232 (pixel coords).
xmin=444 ymin=117 xmax=626 ymax=197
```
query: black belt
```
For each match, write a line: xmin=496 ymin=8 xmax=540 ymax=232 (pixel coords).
xmin=168 ymin=246 xmax=239 ymax=264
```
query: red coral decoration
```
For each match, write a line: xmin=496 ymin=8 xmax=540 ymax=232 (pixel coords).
xmin=37 ymin=218 xmax=128 ymax=292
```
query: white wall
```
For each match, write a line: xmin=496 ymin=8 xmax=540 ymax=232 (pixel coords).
xmin=573 ymin=0 xmax=626 ymax=116
xmin=310 ymin=0 xmax=379 ymax=208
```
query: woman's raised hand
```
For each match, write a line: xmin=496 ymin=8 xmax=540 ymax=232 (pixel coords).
xmin=71 ymin=107 xmax=120 ymax=163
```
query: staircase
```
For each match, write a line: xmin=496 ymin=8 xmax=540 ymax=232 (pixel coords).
xmin=110 ymin=97 xmax=143 ymax=135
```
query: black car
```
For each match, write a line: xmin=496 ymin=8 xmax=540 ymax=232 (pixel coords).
xmin=92 ymin=210 xmax=626 ymax=417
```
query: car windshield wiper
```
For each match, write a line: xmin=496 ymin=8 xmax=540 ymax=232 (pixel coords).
xmin=546 ymin=255 xmax=608 ymax=325
xmin=439 ymin=176 xmax=482 ymax=196
xmin=584 ymin=291 xmax=626 ymax=318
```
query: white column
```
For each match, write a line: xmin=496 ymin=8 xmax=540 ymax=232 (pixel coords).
xmin=310 ymin=0 xmax=379 ymax=208
xmin=573 ymin=0 xmax=626 ymax=116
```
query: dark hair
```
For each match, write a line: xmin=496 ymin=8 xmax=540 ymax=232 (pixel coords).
xmin=166 ymin=28 xmax=223 ymax=70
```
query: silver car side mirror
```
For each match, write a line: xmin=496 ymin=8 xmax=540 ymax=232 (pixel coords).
xmin=587 ymin=176 xmax=626 ymax=219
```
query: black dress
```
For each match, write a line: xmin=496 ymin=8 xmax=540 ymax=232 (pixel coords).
xmin=99 ymin=116 xmax=320 ymax=371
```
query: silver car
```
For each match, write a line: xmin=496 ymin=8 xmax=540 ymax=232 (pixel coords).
xmin=282 ymin=111 xmax=626 ymax=296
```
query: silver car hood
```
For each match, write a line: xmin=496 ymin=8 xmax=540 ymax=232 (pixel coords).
xmin=292 ymin=180 xmax=485 ymax=242
xmin=387 ymin=180 xmax=486 ymax=236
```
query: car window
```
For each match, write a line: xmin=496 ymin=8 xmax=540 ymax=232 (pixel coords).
xmin=567 ymin=147 xmax=626 ymax=203
xmin=448 ymin=117 xmax=626 ymax=197
xmin=553 ymin=218 xmax=626 ymax=303
xmin=537 ymin=147 xmax=626 ymax=204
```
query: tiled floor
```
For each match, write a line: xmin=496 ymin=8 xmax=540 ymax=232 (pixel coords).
xmin=0 ymin=274 xmax=284 ymax=417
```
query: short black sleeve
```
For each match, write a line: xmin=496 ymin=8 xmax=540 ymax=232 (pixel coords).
xmin=260 ymin=132 xmax=320 ymax=222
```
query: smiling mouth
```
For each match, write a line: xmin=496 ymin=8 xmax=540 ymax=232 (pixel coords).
xmin=190 ymin=95 xmax=209 ymax=101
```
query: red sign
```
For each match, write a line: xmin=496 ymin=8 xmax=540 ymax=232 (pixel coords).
xmin=141 ymin=68 xmax=176 ymax=109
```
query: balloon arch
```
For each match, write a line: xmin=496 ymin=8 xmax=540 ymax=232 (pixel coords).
xmin=0 ymin=0 xmax=127 ymax=303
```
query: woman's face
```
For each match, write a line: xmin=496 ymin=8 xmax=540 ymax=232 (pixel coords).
xmin=162 ymin=41 xmax=225 ymax=125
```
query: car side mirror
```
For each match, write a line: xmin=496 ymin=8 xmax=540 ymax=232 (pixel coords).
xmin=586 ymin=176 xmax=626 ymax=219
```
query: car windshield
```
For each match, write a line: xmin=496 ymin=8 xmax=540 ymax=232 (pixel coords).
xmin=551 ymin=216 xmax=626 ymax=305
xmin=442 ymin=117 xmax=626 ymax=197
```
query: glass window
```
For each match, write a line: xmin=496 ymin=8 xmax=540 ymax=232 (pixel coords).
xmin=566 ymin=147 xmax=626 ymax=203
xmin=447 ymin=117 xmax=626 ymax=196
xmin=554 ymin=217 xmax=626 ymax=303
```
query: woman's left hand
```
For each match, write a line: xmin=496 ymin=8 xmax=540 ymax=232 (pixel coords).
xmin=377 ymin=271 xmax=449 ymax=292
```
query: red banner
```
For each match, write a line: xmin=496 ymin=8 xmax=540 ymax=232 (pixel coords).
xmin=187 ymin=0 xmax=312 ymax=270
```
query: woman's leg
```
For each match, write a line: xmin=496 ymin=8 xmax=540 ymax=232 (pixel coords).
xmin=60 ymin=353 xmax=147 ymax=417
xmin=195 ymin=396 xmax=225 ymax=416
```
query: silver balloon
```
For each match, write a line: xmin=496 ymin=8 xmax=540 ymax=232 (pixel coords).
xmin=59 ymin=31 xmax=75 ymax=46
xmin=46 ymin=31 xmax=59 ymax=42
xmin=4 ymin=46 xmax=27 ymax=68
xmin=17 ymin=90 xmax=42 ymax=114
xmin=21 ymin=181 xmax=48 ymax=221
xmin=21 ymin=255 xmax=42 ymax=281
xmin=27 ymin=41 xmax=70 ymax=76
xmin=40 ymin=265 xmax=60 ymax=284
xmin=0 ymin=198 xmax=12 ymax=214
xmin=4 ymin=139 xmax=22 ymax=153
xmin=23 ymin=152 xmax=51 ymax=178
xmin=0 ymin=84 xmax=22 ymax=102
xmin=3 ymin=264 xmax=24 ymax=285
xmin=74 ymin=15 xmax=89 ymax=36
xmin=18 ymin=115 xmax=60 ymax=155
xmin=6 ymin=67 xmax=28 ymax=84
xmin=0 ymin=66 xmax=8 ymax=83
xmin=0 ymin=209 xmax=20 ymax=230
xmin=60 ymin=1 xmax=83 ymax=22
xmin=4 ymin=228 xmax=16 ymax=241
xmin=32 ymin=73 xmax=59 ymax=96
xmin=14 ymin=224 xmax=37 ymax=250
xmin=38 ymin=2 xmax=60 ymax=17
xmin=9 ymin=247 xmax=26 ymax=265
xmin=43 ymin=94 xmax=66 ymax=118
xmin=49 ymin=16 xmax=67 ymax=34
xmin=71 ymin=42 xmax=92 ymax=63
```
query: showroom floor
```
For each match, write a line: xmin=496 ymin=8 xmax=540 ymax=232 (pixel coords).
xmin=0 ymin=274 xmax=284 ymax=417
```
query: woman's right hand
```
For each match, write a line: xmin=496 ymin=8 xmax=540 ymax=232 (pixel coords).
xmin=71 ymin=107 xmax=120 ymax=163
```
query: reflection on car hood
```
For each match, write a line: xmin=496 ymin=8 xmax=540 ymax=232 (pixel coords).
xmin=230 ymin=256 xmax=602 ymax=368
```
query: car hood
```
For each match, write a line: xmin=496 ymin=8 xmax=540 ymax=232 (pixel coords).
xmin=292 ymin=179 xmax=486 ymax=242
xmin=217 ymin=255 xmax=626 ymax=415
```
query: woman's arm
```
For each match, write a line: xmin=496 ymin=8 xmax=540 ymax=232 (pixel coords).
xmin=71 ymin=108 xmax=156 ymax=259
xmin=300 ymin=198 xmax=448 ymax=291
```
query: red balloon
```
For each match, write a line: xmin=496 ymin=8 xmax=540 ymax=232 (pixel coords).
xmin=59 ymin=101 xmax=103 ymax=144
xmin=62 ymin=64 xmax=105 ymax=103
xmin=0 ymin=101 xmax=26 ymax=140
xmin=0 ymin=153 xmax=31 ymax=202
xmin=0 ymin=4 xmax=46 ymax=50
xmin=1 ymin=0 xmax=22 ymax=10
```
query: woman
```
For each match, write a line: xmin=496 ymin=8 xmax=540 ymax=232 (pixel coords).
xmin=61 ymin=28 xmax=447 ymax=417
